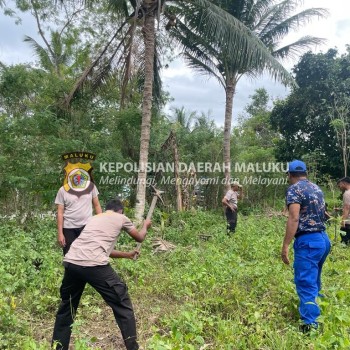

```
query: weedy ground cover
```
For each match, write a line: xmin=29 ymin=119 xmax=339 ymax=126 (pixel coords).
xmin=1 ymin=210 xmax=349 ymax=349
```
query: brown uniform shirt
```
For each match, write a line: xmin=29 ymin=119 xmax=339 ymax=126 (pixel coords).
xmin=343 ymin=189 xmax=350 ymax=225
xmin=224 ymin=189 xmax=239 ymax=209
xmin=64 ymin=211 xmax=135 ymax=266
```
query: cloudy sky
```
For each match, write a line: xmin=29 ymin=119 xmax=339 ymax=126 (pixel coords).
xmin=162 ymin=0 xmax=350 ymax=125
xmin=1 ymin=1 xmax=349 ymax=126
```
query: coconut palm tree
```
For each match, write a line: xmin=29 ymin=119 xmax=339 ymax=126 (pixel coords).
xmin=57 ymin=0 xmax=295 ymax=220
xmin=24 ymin=31 xmax=72 ymax=77
xmin=170 ymin=0 xmax=328 ymax=186
xmin=113 ymin=0 xmax=297 ymax=221
xmin=170 ymin=106 xmax=196 ymax=131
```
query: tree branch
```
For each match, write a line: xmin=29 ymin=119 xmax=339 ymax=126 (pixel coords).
xmin=30 ymin=0 xmax=55 ymax=60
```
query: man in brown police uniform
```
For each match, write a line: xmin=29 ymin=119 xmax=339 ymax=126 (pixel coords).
xmin=222 ymin=180 xmax=243 ymax=234
xmin=52 ymin=198 xmax=151 ymax=350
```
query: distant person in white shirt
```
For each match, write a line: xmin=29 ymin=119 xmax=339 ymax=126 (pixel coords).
xmin=222 ymin=181 xmax=243 ymax=234
xmin=55 ymin=183 xmax=102 ymax=255
xmin=337 ymin=176 xmax=350 ymax=245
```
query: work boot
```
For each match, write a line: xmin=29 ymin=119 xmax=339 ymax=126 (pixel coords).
xmin=299 ymin=323 xmax=317 ymax=334
xmin=226 ymin=225 xmax=235 ymax=236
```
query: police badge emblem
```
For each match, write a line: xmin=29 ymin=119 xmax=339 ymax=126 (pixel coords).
xmin=61 ymin=152 xmax=96 ymax=195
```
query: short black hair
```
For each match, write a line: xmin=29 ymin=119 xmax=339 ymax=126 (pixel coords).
xmin=288 ymin=171 xmax=307 ymax=178
xmin=105 ymin=198 xmax=124 ymax=212
xmin=337 ymin=177 xmax=350 ymax=184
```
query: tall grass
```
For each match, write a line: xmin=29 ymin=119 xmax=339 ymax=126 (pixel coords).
xmin=1 ymin=210 xmax=349 ymax=349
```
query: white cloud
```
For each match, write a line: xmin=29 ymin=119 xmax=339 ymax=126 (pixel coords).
xmin=0 ymin=12 xmax=40 ymax=65
xmin=335 ymin=19 xmax=350 ymax=41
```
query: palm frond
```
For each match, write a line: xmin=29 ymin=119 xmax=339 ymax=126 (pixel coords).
xmin=168 ymin=17 xmax=226 ymax=86
xmin=273 ymin=36 xmax=327 ymax=60
xmin=90 ymin=61 xmax=113 ymax=91
xmin=171 ymin=0 xmax=294 ymax=86
xmin=254 ymin=0 xmax=294 ymax=34
xmin=56 ymin=0 xmax=132 ymax=16
xmin=172 ymin=20 xmax=219 ymax=63
xmin=120 ymin=23 xmax=139 ymax=108
xmin=260 ymin=7 xmax=329 ymax=43
xmin=169 ymin=106 xmax=196 ymax=129
xmin=83 ymin=44 xmax=121 ymax=94
xmin=108 ymin=0 xmax=134 ymax=16
xmin=183 ymin=52 xmax=225 ymax=88
xmin=50 ymin=31 xmax=63 ymax=57
xmin=23 ymin=35 xmax=54 ymax=71
xmin=243 ymin=0 xmax=273 ymax=27
xmin=63 ymin=20 xmax=129 ymax=107
xmin=247 ymin=0 xmax=276 ymax=20
xmin=183 ymin=46 xmax=219 ymax=78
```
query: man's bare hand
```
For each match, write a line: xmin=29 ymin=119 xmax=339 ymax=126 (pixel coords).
xmin=129 ymin=250 xmax=140 ymax=260
xmin=110 ymin=249 xmax=140 ymax=259
xmin=57 ymin=232 xmax=66 ymax=247
xmin=281 ymin=245 xmax=290 ymax=265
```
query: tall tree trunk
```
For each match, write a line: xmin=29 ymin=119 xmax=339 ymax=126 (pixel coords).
xmin=343 ymin=131 xmax=347 ymax=177
xmin=134 ymin=10 xmax=156 ymax=223
xmin=343 ymin=125 xmax=349 ymax=177
xmin=172 ymin=132 xmax=183 ymax=211
xmin=223 ymin=80 xmax=236 ymax=190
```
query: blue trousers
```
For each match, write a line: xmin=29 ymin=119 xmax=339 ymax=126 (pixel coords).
xmin=293 ymin=232 xmax=331 ymax=325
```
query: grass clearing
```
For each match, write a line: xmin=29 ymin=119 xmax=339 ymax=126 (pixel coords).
xmin=1 ymin=210 xmax=350 ymax=349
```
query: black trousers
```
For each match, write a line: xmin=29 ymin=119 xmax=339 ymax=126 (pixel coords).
xmin=340 ymin=226 xmax=350 ymax=245
xmin=225 ymin=207 xmax=237 ymax=232
xmin=62 ymin=226 xmax=85 ymax=255
xmin=52 ymin=263 xmax=139 ymax=350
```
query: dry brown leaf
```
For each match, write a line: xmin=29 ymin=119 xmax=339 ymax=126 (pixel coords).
xmin=151 ymin=238 xmax=176 ymax=253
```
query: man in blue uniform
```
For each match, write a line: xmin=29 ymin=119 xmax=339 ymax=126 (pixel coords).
xmin=281 ymin=160 xmax=331 ymax=332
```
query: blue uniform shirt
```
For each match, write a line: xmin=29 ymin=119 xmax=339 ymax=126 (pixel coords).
xmin=286 ymin=179 xmax=326 ymax=233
